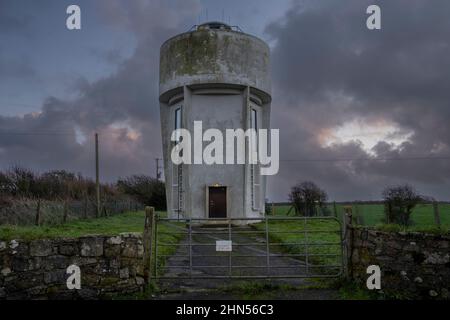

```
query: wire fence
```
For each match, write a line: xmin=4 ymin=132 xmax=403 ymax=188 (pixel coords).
xmin=0 ymin=197 xmax=142 ymax=226
xmin=269 ymin=201 xmax=450 ymax=230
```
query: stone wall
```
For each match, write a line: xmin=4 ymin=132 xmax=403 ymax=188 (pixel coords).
xmin=349 ymin=227 xmax=450 ymax=299
xmin=0 ymin=233 xmax=145 ymax=299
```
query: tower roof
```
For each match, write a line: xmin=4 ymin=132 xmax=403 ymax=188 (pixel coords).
xmin=197 ymin=21 xmax=232 ymax=31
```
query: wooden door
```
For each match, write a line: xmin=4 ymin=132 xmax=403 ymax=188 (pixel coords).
xmin=208 ymin=187 xmax=227 ymax=218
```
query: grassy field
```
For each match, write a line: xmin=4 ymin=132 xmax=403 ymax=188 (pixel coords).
xmin=0 ymin=211 xmax=150 ymax=241
xmin=0 ymin=211 xmax=184 ymax=280
xmin=272 ymin=203 xmax=450 ymax=230
xmin=252 ymin=217 xmax=342 ymax=274
xmin=257 ymin=202 xmax=449 ymax=276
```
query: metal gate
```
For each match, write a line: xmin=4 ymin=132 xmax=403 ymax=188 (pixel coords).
xmin=153 ymin=216 xmax=344 ymax=279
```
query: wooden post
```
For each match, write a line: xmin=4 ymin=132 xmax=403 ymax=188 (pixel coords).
xmin=35 ymin=199 xmax=42 ymax=226
xmin=342 ymin=210 xmax=353 ymax=279
xmin=143 ymin=207 xmax=155 ymax=286
xmin=103 ymin=203 xmax=108 ymax=217
xmin=83 ymin=196 xmax=88 ymax=219
xmin=433 ymin=201 xmax=441 ymax=228
xmin=343 ymin=205 xmax=353 ymax=219
xmin=63 ymin=200 xmax=68 ymax=223
xmin=95 ymin=133 xmax=100 ymax=218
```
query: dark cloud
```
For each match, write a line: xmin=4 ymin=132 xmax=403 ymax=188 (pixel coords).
xmin=267 ymin=0 xmax=450 ymax=200
xmin=0 ymin=0 xmax=200 ymax=180
xmin=1 ymin=0 xmax=450 ymax=201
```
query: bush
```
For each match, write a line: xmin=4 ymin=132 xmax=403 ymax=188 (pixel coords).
xmin=0 ymin=167 xmax=124 ymax=201
xmin=117 ymin=175 xmax=166 ymax=211
xmin=382 ymin=184 xmax=422 ymax=226
xmin=288 ymin=181 xmax=328 ymax=216
xmin=265 ymin=199 xmax=272 ymax=215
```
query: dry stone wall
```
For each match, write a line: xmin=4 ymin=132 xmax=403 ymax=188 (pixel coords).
xmin=0 ymin=233 xmax=145 ymax=299
xmin=349 ymin=227 xmax=450 ymax=299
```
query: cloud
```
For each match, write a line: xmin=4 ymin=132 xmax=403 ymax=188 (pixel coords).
xmin=1 ymin=0 xmax=450 ymax=201
xmin=266 ymin=0 xmax=450 ymax=200
xmin=0 ymin=0 xmax=200 ymax=180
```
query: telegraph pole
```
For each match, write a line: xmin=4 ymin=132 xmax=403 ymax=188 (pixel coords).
xmin=95 ymin=133 xmax=100 ymax=217
xmin=155 ymin=158 xmax=162 ymax=181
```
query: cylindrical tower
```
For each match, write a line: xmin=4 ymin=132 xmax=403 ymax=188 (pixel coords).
xmin=159 ymin=22 xmax=271 ymax=221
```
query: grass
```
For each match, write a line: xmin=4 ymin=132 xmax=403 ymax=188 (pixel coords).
xmin=252 ymin=217 xmax=342 ymax=272
xmin=272 ymin=203 xmax=450 ymax=231
xmin=0 ymin=210 xmax=184 ymax=272
xmin=4 ymin=206 xmax=444 ymax=300
xmin=260 ymin=204 xmax=449 ymax=276
xmin=0 ymin=210 xmax=186 ymax=299
xmin=0 ymin=210 xmax=184 ymax=271
xmin=0 ymin=211 xmax=153 ymax=241
xmin=329 ymin=279 xmax=379 ymax=300
xmin=218 ymin=281 xmax=300 ymax=300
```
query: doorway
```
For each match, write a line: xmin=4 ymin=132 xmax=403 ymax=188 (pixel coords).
xmin=208 ymin=186 xmax=227 ymax=218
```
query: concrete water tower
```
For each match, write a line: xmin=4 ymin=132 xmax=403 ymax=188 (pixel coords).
xmin=159 ymin=22 xmax=271 ymax=220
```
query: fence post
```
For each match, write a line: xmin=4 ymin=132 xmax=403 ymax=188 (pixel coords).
xmin=143 ymin=206 xmax=155 ymax=287
xmin=433 ymin=201 xmax=441 ymax=228
xmin=35 ymin=199 xmax=42 ymax=226
xmin=63 ymin=200 xmax=68 ymax=223
xmin=83 ymin=197 xmax=88 ymax=219
xmin=342 ymin=206 xmax=353 ymax=279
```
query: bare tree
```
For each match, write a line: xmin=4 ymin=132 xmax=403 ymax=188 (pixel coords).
xmin=289 ymin=181 xmax=328 ymax=217
xmin=382 ymin=184 xmax=422 ymax=226
xmin=0 ymin=167 xmax=119 ymax=201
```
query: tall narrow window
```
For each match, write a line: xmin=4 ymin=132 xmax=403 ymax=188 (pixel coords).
xmin=250 ymin=108 xmax=260 ymax=210
xmin=172 ymin=106 xmax=183 ymax=216
xmin=174 ymin=107 xmax=182 ymax=143
xmin=251 ymin=109 xmax=257 ymax=133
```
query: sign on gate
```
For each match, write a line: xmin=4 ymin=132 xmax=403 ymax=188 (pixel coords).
xmin=216 ymin=240 xmax=232 ymax=252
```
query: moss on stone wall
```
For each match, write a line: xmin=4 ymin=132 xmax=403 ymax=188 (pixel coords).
xmin=349 ymin=227 xmax=450 ymax=299
xmin=0 ymin=234 xmax=145 ymax=300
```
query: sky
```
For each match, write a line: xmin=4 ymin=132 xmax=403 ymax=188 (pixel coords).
xmin=1 ymin=0 xmax=450 ymax=201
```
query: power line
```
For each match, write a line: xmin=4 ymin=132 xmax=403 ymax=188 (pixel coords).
xmin=0 ymin=131 xmax=77 ymax=136
xmin=0 ymin=130 xmax=449 ymax=162
xmin=0 ymin=131 xmax=137 ymax=137
xmin=280 ymin=156 xmax=450 ymax=162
